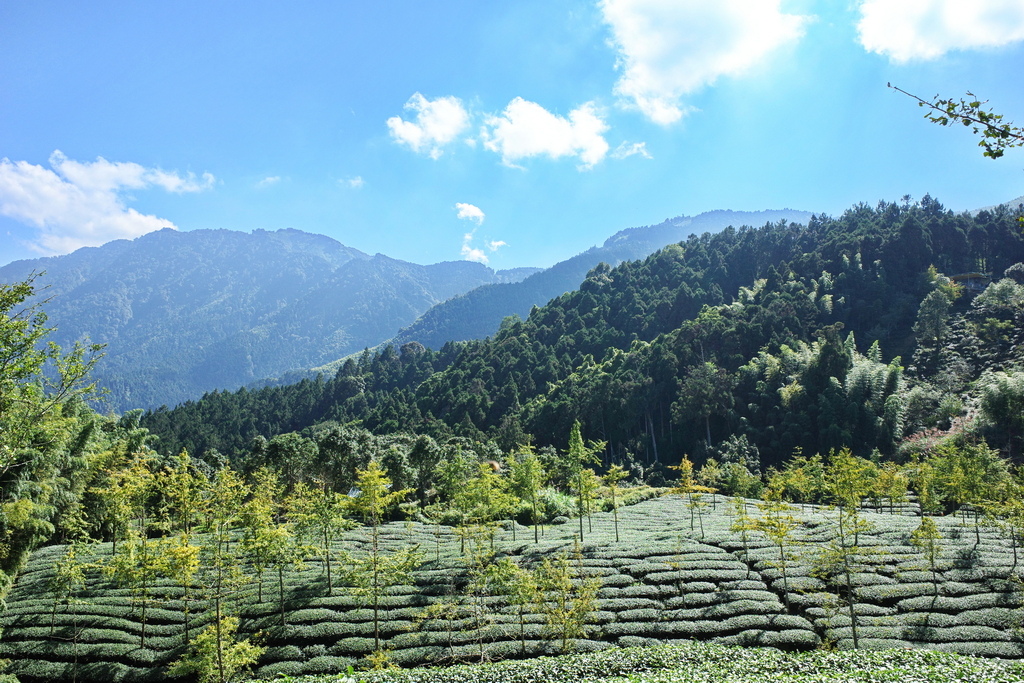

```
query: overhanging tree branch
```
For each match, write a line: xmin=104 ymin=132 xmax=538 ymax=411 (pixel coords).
xmin=889 ymin=83 xmax=1024 ymax=159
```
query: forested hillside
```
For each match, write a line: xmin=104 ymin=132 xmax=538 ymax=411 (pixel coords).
xmin=3 ymin=197 xmax=1024 ymax=682
xmin=142 ymin=197 xmax=1024 ymax=476
xmin=0 ymin=228 xmax=535 ymax=411
xmin=390 ymin=209 xmax=811 ymax=351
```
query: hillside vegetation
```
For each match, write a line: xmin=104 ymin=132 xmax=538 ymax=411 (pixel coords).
xmin=2 ymin=196 xmax=1024 ymax=683
xmin=4 ymin=480 xmax=1024 ymax=681
xmin=251 ymin=643 xmax=1024 ymax=683
xmin=389 ymin=209 xmax=811 ymax=351
xmin=142 ymin=197 xmax=1024 ymax=476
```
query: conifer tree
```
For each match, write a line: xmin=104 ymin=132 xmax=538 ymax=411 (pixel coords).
xmin=533 ymin=541 xmax=599 ymax=653
xmin=345 ymin=461 xmax=419 ymax=654
xmin=566 ymin=422 xmax=603 ymax=541
xmin=603 ymin=463 xmax=629 ymax=543
xmin=508 ymin=447 xmax=547 ymax=543
xmin=753 ymin=478 xmax=801 ymax=610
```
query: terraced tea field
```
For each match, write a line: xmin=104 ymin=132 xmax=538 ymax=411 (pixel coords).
xmin=2 ymin=494 xmax=1023 ymax=681
xmin=277 ymin=642 xmax=1024 ymax=683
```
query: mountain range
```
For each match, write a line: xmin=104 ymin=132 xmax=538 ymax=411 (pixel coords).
xmin=0 ymin=209 xmax=812 ymax=412
xmin=0 ymin=228 xmax=536 ymax=411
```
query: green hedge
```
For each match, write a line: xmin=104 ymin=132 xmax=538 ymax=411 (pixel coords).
xmin=898 ymin=591 xmax=1022 ymax=613
xmin=596 ymin=598 xmax=663 ymax=612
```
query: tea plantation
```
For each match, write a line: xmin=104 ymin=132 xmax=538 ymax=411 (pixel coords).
xmin=275 ymin=642 xmax=1024 ymax=683
xmin=2 ymin=494 xmax=1024 ymax=682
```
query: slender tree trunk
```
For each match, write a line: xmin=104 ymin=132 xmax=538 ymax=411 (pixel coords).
xmin=140 ymin=534 xmax=148 ymax=648
xmin=577 ymin=472 xmax=585 ymax=542
xmin=777 ymin=541 xmax=790 ymax=611
xmin=612 ymin=493 xmax=620 ymax=543
xmin=215 ymin=539 xmax=225 ymax=683
xmin=183 ymin=582 xmax=191 ymax=645
xmin=1012 ymin=530 xmax=1019 ymax=575
xmin=324 ymin=527 xmax=333 ymax=596
xmin=372 ymin=526 xmax=380 ymax=651
xmin=279 ymin=565 xmax=287 ymax=626
xmin=647 ymin=413 xmax=659 ymax=463
xmin=839 ymin=512 xmax=859 ymax=649
xmin=532 ymin=496 xmax=539 ymax=544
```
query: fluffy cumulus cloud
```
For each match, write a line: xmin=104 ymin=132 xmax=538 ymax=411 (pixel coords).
xmin=857 ymin=0 xmax=1024 ymax=62
xmin=256 ymin=175 xmax=281 ymax=188
xmin=481 ymin=98 xmax=610 ymax=169
xmin=460 ymin=232 xmax=487 ymax=263
xmin=455 ymin=205 xmax=505 ymax=263
xmin=455 ymin=202 xmax=485 ymax=224
xmin=342 ymin=176 xmax=365 ymax=189
xmin=600 ymin=0 xmax=809 ymax=125
xmin=0 ymin=151 xmax=214 ymax=255
xmin=386 ymin=93 xmax=470 ymax=159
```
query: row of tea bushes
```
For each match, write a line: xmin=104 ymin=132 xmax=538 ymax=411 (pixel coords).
xmin=2 ymin=495 xmax=1023 ymax=681
xmin=249 ymin=642 xmax=1024 ymax=683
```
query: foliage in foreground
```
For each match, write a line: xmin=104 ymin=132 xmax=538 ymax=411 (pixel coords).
xmin=262 ymin=642 xmax=1024 ymax=683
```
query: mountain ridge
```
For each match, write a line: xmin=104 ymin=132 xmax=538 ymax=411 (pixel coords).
xmin=388 ymin=208 xmax=815 ymax=351
xmin=0 ymin=227 xmax=534 ymax=411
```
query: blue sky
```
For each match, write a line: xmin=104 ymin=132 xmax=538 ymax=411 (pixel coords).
xmin=2 ymin=0 xmax=1023 ymax=270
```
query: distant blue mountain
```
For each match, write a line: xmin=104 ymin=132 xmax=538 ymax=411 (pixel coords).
xmin=0 ymin=228 xmax=537 ymax=411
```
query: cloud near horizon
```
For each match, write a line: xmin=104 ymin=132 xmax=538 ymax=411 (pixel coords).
xmin=456 ymin=203 xmax=505 ymax=263
xmin=857 ymin=0 xmax=1024 ymax=62
xmin=600 ymin=0 xmax=809 ymax=125
xmin=0 ymin=151 xmax=214 ymax=255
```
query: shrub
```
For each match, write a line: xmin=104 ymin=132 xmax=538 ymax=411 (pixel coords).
xmin=595 ymin=598 xmax=662 ymax=612
xmin=303 ymin=655 xmax=356 ymax=674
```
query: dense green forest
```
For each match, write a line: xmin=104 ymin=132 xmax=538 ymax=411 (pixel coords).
xmin=142 ymin=197 xmax=1024 ymax=478
xmin=387 ymin=208 xmax=810 ymax=352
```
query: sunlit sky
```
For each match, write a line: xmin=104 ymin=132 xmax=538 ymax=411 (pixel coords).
xmin=2 ymin=1 xmax=1023 ymax=270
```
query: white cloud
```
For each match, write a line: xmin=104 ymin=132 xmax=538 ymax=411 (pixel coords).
xmin=342 ymin=176 xmax=365 ymax=189
xmin=455 ymin=202 xmax=485 ymax=224
xmin=857 ymin=0 xmax=1024 ymax=62
xmin=386 ymin=93 xmax=470 ymax=159
xmin=481 ymin=98 xmax=610 ymax=169
xmin=600 ymin=0 xmax=809 ymax=125
xmin=0 ymin=151 xmax=213 ymax=255
xmin=256 ymin=175 xmax=281 ymax=188
xmin=611 ymin=141 xmax=652 ymax=159
xmin=459 ymin=228 xmax=506 ymax=264
xmin=461 ymin=230 xmax=488 ymax=263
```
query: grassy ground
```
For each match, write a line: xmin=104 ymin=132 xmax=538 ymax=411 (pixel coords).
xmin=2 ymin=494 xmax=1024 ymax=681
